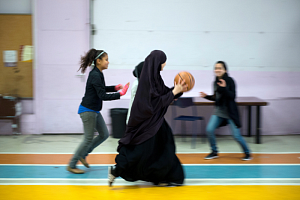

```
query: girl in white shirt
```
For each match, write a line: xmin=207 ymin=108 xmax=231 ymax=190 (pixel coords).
xmin=126 ymin=61 xmax=144 ymax=124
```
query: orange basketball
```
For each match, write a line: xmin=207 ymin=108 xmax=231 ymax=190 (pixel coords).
xmin=174 ymin=71 xmax=195 ymax=92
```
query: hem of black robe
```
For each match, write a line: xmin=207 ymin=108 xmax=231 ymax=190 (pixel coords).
xmin=115 ymin=120 xmax=185 ymax=185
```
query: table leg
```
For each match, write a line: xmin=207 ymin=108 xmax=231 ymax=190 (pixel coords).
xmin=248 ymin=106 xmax=251 ymax=137
xmin=256 ymin=106 xmax=261 ymax=144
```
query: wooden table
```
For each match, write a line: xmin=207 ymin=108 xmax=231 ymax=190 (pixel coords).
xmin=192 ymin=97 xmax=268 ymax=144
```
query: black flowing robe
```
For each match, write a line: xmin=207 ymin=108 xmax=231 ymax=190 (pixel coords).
xmin=118 ymin=50 xmax=180 ymax=151
xmin=115 ymin=50 xmax=184 ymax=184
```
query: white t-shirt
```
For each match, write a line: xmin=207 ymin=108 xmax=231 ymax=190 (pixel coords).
xmin=126 ymin=79 xmax=139 ymax=124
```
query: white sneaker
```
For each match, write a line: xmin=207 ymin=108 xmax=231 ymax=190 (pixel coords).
xmin=108 ymin=166 xmax=116 ymax=187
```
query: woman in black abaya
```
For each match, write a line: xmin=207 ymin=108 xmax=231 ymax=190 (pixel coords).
xmin=109 ymin=50 xmax=187 ymax=187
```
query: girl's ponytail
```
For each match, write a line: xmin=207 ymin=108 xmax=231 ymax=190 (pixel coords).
xmin=78 ymin=49 xmax=106 ymax=73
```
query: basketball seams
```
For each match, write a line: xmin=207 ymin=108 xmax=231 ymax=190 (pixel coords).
xmin=180 ymin=72 xmax=189 ymax=90
xmin=187 ymin=73 xmax=193 ymax=89
xmin=174 ymin=71 xmax=195 ymax=92
xmin=178 ymin=73 xmax=184 ymax=81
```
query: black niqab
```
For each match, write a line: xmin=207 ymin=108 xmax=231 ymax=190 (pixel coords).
xmin=118 ymin=50 xmax=175 ymax=151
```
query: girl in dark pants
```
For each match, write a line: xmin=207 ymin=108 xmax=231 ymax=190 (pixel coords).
xmin=67 ymin=49 xmax=130 ymax=174
xmin=108 ymin=50 xmax=187 ymax=187
xmin=200 ymin=61 xmax=252 ymax=161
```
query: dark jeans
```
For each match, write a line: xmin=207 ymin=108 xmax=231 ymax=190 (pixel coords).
xmin=206 ymin=115 xmax=250 ymax=154
xmin=69 ymin=112 xmax=109 ymax=168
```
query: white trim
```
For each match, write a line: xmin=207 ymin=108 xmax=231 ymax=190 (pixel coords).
xmin=0 ymin=164 xmax=299 ymax=166
xmin=0 ymin=164 xmax=107 ymax=166
xmin=0 ymin=152 xmax=299 ymax=154
xmin=0 ymin=152 xmax=116 ymax=154
xmin=176 ymin=152 xmax=300 ymax=154
xmin=0 ymin=178 xmax=300 ymax=186
xmin=183 ymin=164 xmax=300 ymax=166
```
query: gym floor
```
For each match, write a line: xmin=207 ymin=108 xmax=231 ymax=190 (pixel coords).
xmin=0 ymin=134 xmax=299 ymax=200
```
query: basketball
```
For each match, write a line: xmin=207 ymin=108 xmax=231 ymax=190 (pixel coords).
xmin=174 ymin=71 xmax=195 ymax=92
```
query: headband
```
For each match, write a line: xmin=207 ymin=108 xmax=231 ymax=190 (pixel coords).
xmin=94 ymin=51 xmax=105 ymax=60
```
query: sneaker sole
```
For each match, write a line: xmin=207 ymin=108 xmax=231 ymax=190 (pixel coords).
xmin=242 ymin=157 xmax=253 ymax=161
xmin=205 ymin=156 xmax=219 ymax=160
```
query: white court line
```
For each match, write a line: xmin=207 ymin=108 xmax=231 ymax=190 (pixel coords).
xmin=1 ymin=178 xmax=300 ymax=186
xmin=0 ymin=164 xmax=299 ymax=166
xmin=0 ymin=164 xmax=108 ymax=166
xmin=0 ymin=152 xmax=112 ymax=154
xmin=0 ymin=152 xmax=300 ymax=154
xmin=183 ymin=164 xmax=300 ymax=166
xmin=177 ymin=152 xmax=300 ymax=154
xmin=2 ymin=178 xmax=299 ymax=181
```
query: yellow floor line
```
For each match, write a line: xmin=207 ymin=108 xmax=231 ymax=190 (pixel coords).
xmin=0 ymin=185 xmax=299 ymax=200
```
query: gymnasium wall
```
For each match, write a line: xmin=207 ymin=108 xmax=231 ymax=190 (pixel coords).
xmin=93 ymin=0 xmax=300 ymax=135
xmin=1 ymin=0 xmax=300 ymax=135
